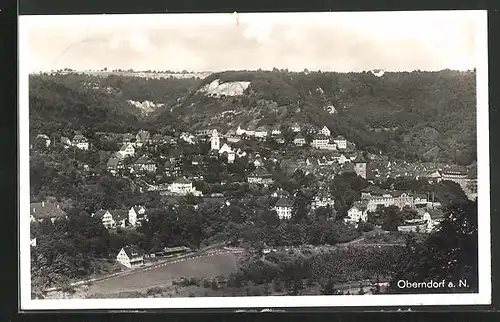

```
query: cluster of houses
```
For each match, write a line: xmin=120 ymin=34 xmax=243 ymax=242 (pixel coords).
xmin=31 ymin=125 xmax=477 ymax=248
xmin=235 ymin=125 xmax=282 ymax=140
xmin=91 ymin=205 xmax=147 ymax=229
xmin=229 ymin=123 xmax=352 ymax=151
xmin=208 ymin=129 xmax=247 ymax=164
xmin=270 ymin=190 xmax=335 ymax=220
xmin=164 ymin=177 xmax=203 ymax=196
xmin=34 ymin=133 xmax=90 ymax=150
xmin=292 ymin=126 xmax=349 ymax=151
xmin=106 ymin=131 xmax=156 ymax=175
xmin=285 ymin=152 xmax=369 ymax=180
xmin=29 ymin=201 xmax=148 ymax=231
xmin=343 ymin=185 xmax=444 ymax=232
xmin=247 ymin=168 xmax=274 ymax=186
xmin=262 ymin=180 xmax=446 ymax=232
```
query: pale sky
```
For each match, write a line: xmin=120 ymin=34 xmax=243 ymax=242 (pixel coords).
xmin=19 ymin=11 xmax=484 ymax=73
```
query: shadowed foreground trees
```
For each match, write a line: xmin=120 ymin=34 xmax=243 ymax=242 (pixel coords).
xmin=387 ymin=199 xmax=478 ymax=293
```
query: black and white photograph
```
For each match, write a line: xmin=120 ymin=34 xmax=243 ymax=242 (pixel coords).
xmin=19 ymin=11 xmax=490 ymax=310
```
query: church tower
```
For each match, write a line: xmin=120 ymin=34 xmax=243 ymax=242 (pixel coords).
xmin=210 ymin=129 xmax=220 ymax=151
xmin=354 ymin=154 xmax=367 ymax=179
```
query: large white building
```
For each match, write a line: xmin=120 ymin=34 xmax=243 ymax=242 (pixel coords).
xmin=170 ymin=177 xmax=194 ymax=194
xmin=311 ymin=134 xmax=336 ymax=150
xmin=219 ymin=143 xmax=233 ymax=155
xmin=255 ymin=127 xmax=268 ymax=138
xmin=333 ymin=136 xmax=347 ymax=149
xmin=169 ymin=178 xmax=203 ymax=196
xmin=274 ymin=197 xmax=293 ymax=219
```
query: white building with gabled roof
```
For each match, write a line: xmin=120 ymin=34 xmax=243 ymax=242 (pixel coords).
xmin=219 ymin=143 xmax=233 ymax=155
xmin=319 ymin=126 xmax=331 ymax=137
xmin=116 ymin=246 xmax=144 ymax=268
xmin=118 ymin=143 xmax=135 ymax=158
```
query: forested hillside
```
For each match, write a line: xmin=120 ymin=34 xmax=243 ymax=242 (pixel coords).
xmin=28 ymin=73 xmax=199 ymax=136
xmin=29 ymin=69 xmax=476 ymax=165
xmin=161 ymin=69 xmax=476 ymax=165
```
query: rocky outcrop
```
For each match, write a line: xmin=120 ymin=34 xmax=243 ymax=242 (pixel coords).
xmin=199 ymin=79 xmax=251 ymax=97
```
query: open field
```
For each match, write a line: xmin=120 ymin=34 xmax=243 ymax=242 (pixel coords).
xmin=86 ymin=252 xmax=241 ymax=295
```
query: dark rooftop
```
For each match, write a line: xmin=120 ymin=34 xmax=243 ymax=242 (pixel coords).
xmin=30 ymin=201 xmax=66 ymax=219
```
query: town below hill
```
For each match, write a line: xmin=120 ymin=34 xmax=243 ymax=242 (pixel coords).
xmin=28 ymin=68 xmax=479 ymax=299
xmin=29 ymin=68 xmax=477 ymax=165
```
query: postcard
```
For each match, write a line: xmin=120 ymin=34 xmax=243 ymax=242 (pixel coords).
xmin=18 ymin=10 xmax=490 ymax=310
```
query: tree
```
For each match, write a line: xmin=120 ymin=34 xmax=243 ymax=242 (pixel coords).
xmin=273 ymin=278 xmax=283 ymax=292
xmin=357 ymin=283 xmax=366 ymax=295
xmin=211 ymin=279 xmax=219 ymax=290
xmin=381 ymin=205 xmax=402 ymax=231
xmin=263 ymin=283 xmax=271 ymax=295
xmin=371 ymin=277 xmax=382 ymax=294
xmin=387 ymin=200 xmax=478 ymax=293
xmin=401 ymin=206 xmax=419 ymax=221
xmin=286 ymin=276 xmax=304 ymax=296
xmin=320 ymin=278 xmax=337 ymax=295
